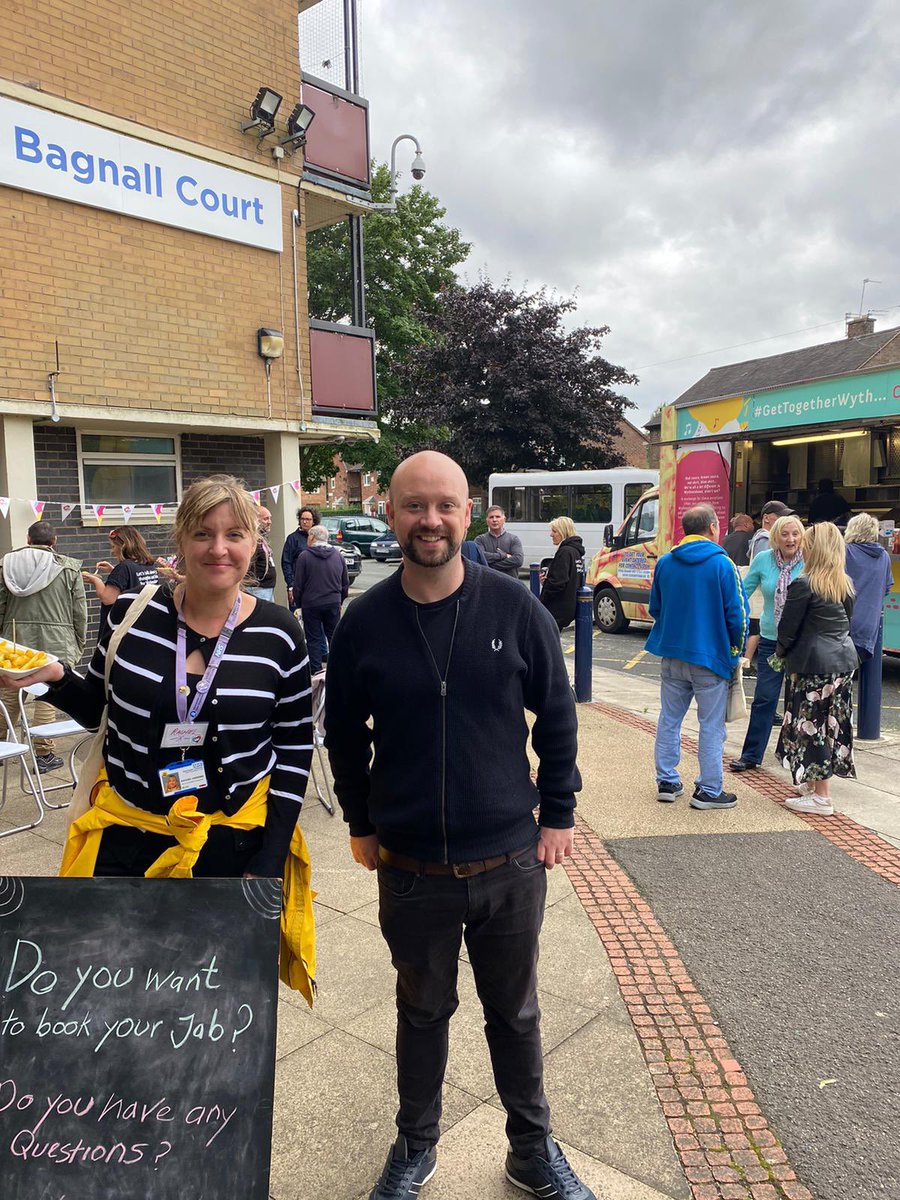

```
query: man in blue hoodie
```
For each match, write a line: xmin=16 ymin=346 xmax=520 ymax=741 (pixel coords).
xmin=646 ymin=504 xmax=748 ymax=810
xmin=292 ymin=524 xmax=349 ymax=675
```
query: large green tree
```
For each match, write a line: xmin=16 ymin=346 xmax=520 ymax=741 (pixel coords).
xmin=393 ymin=280 xmax=638 ymax=489
xmin=304 ymin=163 xmax=470 ymax=490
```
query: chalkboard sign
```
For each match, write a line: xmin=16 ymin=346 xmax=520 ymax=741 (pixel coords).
xmin=0 ymin=876 xmax=281 ymax=1200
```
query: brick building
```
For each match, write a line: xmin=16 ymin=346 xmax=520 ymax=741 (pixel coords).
xmin=0 ymin=0 xmax=378 ymax=644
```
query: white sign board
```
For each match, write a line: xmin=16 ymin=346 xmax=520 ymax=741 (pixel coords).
xmin=0 ymin=96 xmax=283 ymax=251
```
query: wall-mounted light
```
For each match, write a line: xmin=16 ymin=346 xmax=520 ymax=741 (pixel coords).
xmin=257 ymin=328 xmax=285 ymax=364
xmin=279 ymin=103 xmax=316 ymax=154
xmin=771 ymin=429 xmax=866 ymax=447
xmin=241 ymin=87 xmax=283 ymax=138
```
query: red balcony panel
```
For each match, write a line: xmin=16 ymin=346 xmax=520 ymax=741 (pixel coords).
xmin=309 ymin=321 xmax=376 ymax=417
xmin=302 ymin=78 xmax=370 ymax=189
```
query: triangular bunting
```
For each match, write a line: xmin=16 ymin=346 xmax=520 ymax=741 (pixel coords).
xmin=0 ymin=498 xmax=9 ymax=520
xmin=30 ymin=500 xmax=45 ymax=520
xmin=152 ymin=503 xmax=165 ymax=524
xmin=91 ymin=504 xmax=106 ymax=525
xmin=122 ymin=504 xmax=136 ymax=524
xmin=289 ymin=480 xmax=302 ymax=497
xmin=269 ymin=484 xmax=281 ymax=504
xmin=251 ymin=490 xmax=261 ymax=505
xmin=59 ymin=502 xmax=76 ymax=522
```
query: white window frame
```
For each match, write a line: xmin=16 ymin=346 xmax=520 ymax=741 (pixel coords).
xmin=377 ymin=500 xmax=386 ymax=516
xmin=76 ymin=429 xmax=183 ymax=526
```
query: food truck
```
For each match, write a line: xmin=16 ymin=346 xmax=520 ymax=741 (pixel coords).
xmin=587 ymin=318 xmax=900 ymax=651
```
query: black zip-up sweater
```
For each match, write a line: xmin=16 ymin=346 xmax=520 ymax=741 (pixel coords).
xmin=324 ymin=561 xmax=581 ymax=862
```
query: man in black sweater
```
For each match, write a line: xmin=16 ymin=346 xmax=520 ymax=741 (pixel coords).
xmin=325 ymin=451 xmax=592 ymax=1200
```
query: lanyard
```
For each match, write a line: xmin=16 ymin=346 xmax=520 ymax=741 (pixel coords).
xmin=175 ymin=592 xmax=242 ymax=724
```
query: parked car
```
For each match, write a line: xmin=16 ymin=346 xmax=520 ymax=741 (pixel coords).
xmin=336 ymin=542 xmax=362 ymax=581
xmin=321 ymin=515 xmax=391 ymax=557
xmin=370 ymin=530 xmax=402 ymax=562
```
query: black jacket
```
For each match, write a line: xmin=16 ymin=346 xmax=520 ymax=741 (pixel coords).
xmin=775 ymin=576 xmax=858 ymax=676
xmin=324 ymin=561 xmax=581 ymax=863
xmin=540 ymin=536 xmax=585 ymax=629
xmin=281 ymin=528 xmax=309 ymax=589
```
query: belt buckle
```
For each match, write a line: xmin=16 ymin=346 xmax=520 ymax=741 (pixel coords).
xmin=452 ymin=862 xmax=472 ymax=878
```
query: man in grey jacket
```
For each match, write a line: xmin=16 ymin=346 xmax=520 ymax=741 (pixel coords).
xmin=292 ymin=525 xmax=349 ymax=675
xmin=474 ymin=505 xmax=524 ymax=575
xmin=0 ymin=521 xmax=87 ymax=771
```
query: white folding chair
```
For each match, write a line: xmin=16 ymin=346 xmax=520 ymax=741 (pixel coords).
xmin=18 ymin=683 xmax=90 ymax=811
xmin=308 ymin=671 xmax=335 ymax=816
xmin=0 ymin=697 xmax=47 ymax=837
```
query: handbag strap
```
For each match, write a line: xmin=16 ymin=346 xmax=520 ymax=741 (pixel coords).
xmin=728 ymin=558 xmax=749 ymax=658
xmin=103 ymin=584 xmax=160 ymax=695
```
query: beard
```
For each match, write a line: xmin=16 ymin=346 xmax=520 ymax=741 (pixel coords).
xmin=400 ymin=531 xmax=460 ymax=567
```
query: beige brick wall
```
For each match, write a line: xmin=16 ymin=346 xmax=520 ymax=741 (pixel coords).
xmin=0 ymin=0 xmax=313 ymax=420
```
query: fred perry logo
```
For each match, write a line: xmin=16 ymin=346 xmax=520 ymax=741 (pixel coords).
xmin=492 ymin=638 xmax=503 ymax=652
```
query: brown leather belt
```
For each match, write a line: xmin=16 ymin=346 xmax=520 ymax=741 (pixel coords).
xmin=378 ymin=844 xmax=535 ymax=879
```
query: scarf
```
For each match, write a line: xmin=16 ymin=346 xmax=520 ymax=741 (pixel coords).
xmin=772 ymin=548 xmax=802 ymax=628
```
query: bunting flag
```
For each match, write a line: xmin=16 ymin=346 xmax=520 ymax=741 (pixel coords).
xmin=121 ymin=504 xmax=136 ymax=524
xmin=152 ymin=503 xmax=165 ymax=523
xmin=91 ymin=504 xmax=106 ymax=525
xmin=59 ymin=503 xmax=76 ymax=522
xmin=269 ymin=484 xmax=281 ymax=504
xmin=30 ymin=500 xmax=45 ymax=520
xmin=0 ymin=498 xmax=9 ymax=520
xmin=251 ymin=490 xmax=261 ymax=505
xmin=289 ymin=480 xmax=302 ymax=497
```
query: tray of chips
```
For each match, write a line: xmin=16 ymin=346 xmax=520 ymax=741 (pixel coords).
xmin=0 ymin=639 xmax=57 ymax=677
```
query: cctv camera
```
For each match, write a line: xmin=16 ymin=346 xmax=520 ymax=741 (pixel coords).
xmin=410 ymin=151 xmax=426 ymax=181
xmin=411 ymin=167 xmax=425 ymax=180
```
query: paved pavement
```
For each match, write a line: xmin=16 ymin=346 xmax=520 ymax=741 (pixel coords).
xmin=1 ymin=583 xmax=898 ymax=1200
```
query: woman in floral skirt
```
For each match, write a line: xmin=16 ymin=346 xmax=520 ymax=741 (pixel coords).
xmin=774 ymin=521 xmax=859 ymax=816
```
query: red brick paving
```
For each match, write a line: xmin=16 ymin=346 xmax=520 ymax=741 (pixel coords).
xmin=562 ymin=700 xmax=898 ymax=1199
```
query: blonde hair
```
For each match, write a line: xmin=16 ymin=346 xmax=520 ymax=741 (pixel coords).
xmin=768 ymin=514 xmax=804 ymax=552
xmin=550 ymin=516 xmax=576 ymax=540
xmin=174 ymin=475 xmax=258 ymax=559
xmin=802 ymin=522 xmax=855 ymax=604
xmin=844 ymin=512 xmax=880 ymax=544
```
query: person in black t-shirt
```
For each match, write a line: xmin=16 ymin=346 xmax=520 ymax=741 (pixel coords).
xmin=83 ymin=526 xmax=160 ymax=634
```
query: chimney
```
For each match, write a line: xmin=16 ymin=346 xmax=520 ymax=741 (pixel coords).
xmin=846 ymin=314 xmax=875 ymax=338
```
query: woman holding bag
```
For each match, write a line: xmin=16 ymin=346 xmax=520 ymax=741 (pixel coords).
xmin=0 ymin=477 xmax=316 ymax=987
xmin=729 ymin=514 xmax=805 ymax=773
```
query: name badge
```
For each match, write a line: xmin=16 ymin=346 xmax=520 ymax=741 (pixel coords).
xmin=159 ymin=759 xmax=209 ymax=797
xmin=162 ymin=722 xmax=209 ymax=749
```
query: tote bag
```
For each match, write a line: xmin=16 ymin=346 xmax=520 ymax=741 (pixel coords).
xmin=66 ymin=585 xmax=160 ymax=827
xmin=725 ymin=663 xmax=748 ymax=723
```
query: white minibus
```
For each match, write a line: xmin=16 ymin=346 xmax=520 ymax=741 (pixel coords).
xmin=487 ymin=468 xmax=659 ymax=569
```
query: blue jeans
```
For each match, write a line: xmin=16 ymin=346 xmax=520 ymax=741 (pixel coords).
xmin=246 ymin=586 xmax=275 ymax=601
xmin=301 ymin=604 xmax=340 ymax=675
xmin=656 ymin=658 xmax=729 ymax=796
xmin=738 ymin=637 xmax=784 ymax=764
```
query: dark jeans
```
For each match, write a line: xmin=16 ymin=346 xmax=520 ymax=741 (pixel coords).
xmin=739 ymin=637 xmax=784 ymax=764
xmin=377 ymin=844 xmax=550 ymax=1156
xmin=301 ymin=604 xmax=340 ymax=674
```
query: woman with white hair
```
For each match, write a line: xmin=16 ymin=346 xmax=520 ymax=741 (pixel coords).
xmin=844 ymin=513 xmax=893 ymax=661
xmin=540 ymin=516 xmax=585 ymax=630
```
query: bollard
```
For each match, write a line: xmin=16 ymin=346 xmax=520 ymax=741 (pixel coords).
xmin=574 ymin=585 xmax=593 ymax=702
xmin=857 ymin=617 xmax=883 ymax=739
xmin=529 ymin=562 xmax=541 ymax=597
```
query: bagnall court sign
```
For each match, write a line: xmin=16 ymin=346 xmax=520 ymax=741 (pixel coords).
xmin=676 ymin=365 xmax=900 ymax=440
xmin=0 ymin=96 xmax=282 ymax=251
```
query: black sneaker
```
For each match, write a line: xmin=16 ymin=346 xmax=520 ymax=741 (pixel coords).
xmin=506 ymin=1136 xmax=596 ymax=1199
xmin=35 ymin=753 xmax=64 ymax=774
xmin=369 ymin=1134 xmax=437 ymax=1200
xmin=656 ymin=780 xmax=684 ymax=803
xmin=772 ymin=712 xmax=784 ymax=726
xmin=690 ymin=786 xmax=737 ymax=810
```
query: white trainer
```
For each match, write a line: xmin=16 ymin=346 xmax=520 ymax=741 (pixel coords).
xmin=785 ymin=794 xmax=834 ymax=816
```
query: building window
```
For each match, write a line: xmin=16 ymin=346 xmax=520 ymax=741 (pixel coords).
xmin=377 ymin=500 xmax=386 ymax=516
xmin=363 ymin=472 xmax=371 ymax=486
xmin=471 ymin=497 xmax=483 ymax=517
xmin=79 ymin=432 xmax=180 ymax=506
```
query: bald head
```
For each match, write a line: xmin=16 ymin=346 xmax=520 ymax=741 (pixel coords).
xmin=258 ymin=506 xmax=272 ymax=533
xmin=389 ymin=451 xmax=469 ymax=504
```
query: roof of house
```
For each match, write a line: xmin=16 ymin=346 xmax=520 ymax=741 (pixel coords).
xmin=644 ymin=324 xmax=900 ymax=429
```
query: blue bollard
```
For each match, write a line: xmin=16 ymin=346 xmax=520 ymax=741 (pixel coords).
xmin=857 ymin=617 xmax=883 ymax=739
xmin=574 ymin=585 xmax=593 ymax=702
xmin=529 ymin=562 xmax=541 ymax=597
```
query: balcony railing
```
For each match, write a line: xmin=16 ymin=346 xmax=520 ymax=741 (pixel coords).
xmin=309 ymin=320 xmax=376 ymax=418
xmin=302 ymin=75 xmax=370 ymax=192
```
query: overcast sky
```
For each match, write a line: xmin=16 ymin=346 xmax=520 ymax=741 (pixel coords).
xmin=340 ymin=0 xmax=900 ymax=427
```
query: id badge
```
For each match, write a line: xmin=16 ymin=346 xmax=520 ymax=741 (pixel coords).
xmin=159 ymin=758 xmax=209 ymax=797
xmin=162 ymin=722 xmax=209 ymax=749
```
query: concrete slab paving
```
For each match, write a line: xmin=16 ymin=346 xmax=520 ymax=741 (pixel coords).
xmin=301 ymin=913 xmax=397 ymax=1028
xmin=270 ymin=1029 xmax=480 ymax=1200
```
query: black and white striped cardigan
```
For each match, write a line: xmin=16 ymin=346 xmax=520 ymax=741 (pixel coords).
xmin=51 ymin=586 xmax=313 ymax=875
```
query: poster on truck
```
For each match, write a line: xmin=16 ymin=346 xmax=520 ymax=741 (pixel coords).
xmin=674 ymin=442 xmax=731 ymax=541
